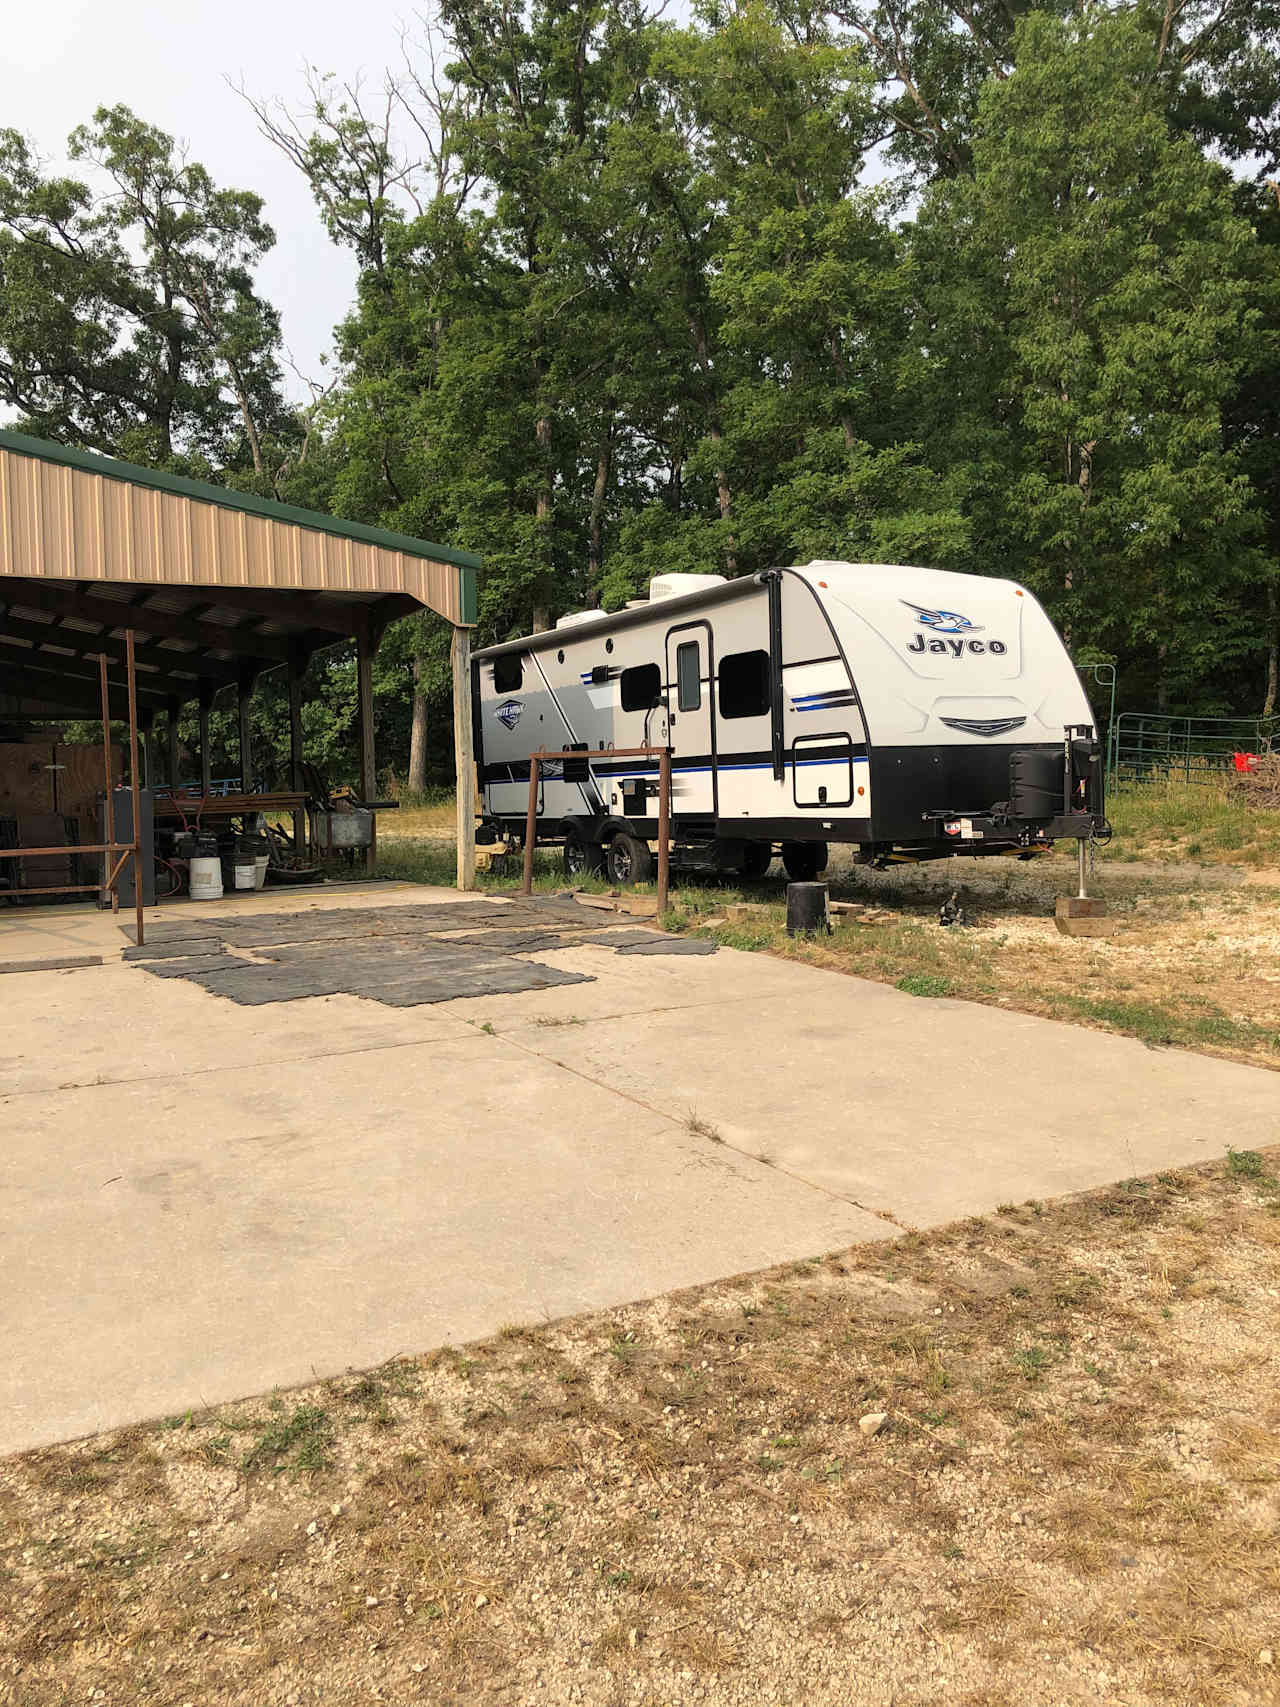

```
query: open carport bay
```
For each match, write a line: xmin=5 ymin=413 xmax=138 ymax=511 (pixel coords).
xmin=2 ymin=882 xmax=1276 ymax=1454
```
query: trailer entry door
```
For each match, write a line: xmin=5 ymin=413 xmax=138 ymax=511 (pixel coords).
xmin=665 ymin=621 xmax=716 ymax=819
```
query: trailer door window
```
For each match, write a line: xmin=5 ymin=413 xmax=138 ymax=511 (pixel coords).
xmin=676 ymin=642 xmax=701 ymax=712
xmin=718 ymin=649 xmax=770 ymax=719
xmin=493 ymin=654 xmax=523 ymax=693
xmin=620 ymin=662 xmax=662 ymax=711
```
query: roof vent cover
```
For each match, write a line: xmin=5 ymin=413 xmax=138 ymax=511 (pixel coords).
xmin=648 ymin=572 xmax=727 ymax=602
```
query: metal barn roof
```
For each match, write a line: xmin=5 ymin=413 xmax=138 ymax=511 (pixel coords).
xmin=0 ymin=429 xmax=479 ymax=716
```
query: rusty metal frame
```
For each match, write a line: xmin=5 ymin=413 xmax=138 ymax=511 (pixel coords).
xmin=520 ymin=745 xmax=673 ymax=916
xmin=0 ymin=629 xmax=144 ymax=944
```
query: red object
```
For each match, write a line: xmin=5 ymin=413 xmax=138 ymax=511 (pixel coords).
xmin=1233 ymin=752 xmax=1260 ymax=772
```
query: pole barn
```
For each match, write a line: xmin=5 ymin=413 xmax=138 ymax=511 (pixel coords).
xmin=0 ymin=430 xmax=481 ymax=896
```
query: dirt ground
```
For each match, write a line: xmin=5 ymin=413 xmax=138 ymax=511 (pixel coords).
xmin=670 ymin=849 xmax=1280 ymax=1071
xmin=4 ymin=1151 xmax=1277 ymax=1707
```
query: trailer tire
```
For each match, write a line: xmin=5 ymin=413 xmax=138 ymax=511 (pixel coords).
xmin=563 ymin=829 xmax=603 ymax=878
xmin=606 ymin=832 xmax=653 ymax=887
xmin=739 ymin=842 xmax=774 ymax=879
xmin=782 ymin=841 xmax=828 ymax=882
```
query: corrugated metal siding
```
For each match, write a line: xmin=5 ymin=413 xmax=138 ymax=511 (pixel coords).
xmin=0 ymin=446 xmax=466 ymax=624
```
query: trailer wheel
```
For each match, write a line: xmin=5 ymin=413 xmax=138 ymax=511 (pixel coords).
xmin=606 ymin=832 xmax=653 ymax=887
xmin=739 ymin=842 xmax=774 ymax=879
xmin=782 ymin=841 xmax=828 ymax=882
xmin=563 ymin=830 xmax=603 ymax=878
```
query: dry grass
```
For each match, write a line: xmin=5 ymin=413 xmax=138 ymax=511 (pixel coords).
xmin=3 ymin=1154 xmax=1279 ymax=1706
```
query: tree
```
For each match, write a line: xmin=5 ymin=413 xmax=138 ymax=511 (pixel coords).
xmin=0 ymin=105 xmax=291 ymax=476
xmin=908 ymin=11 xmax=1265 ymax=707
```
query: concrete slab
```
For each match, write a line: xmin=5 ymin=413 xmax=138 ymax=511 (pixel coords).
xmin=1 ymin=1024 xmax=879 ymax=1453
xmin=493 ymin=944 xmax=1280 ymax=1226
xmin=3 ymin=883 xmax=1278 ymax=1454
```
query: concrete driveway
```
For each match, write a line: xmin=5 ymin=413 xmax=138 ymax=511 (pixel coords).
xmin=2 ymin=883 xmax=1276 ymax=1453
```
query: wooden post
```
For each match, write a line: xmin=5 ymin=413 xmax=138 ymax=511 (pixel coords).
xmin=452 ymin=624 xmax=476 ymax=890
xmin=657 ymin=745 xmax=671 ymax=918
xmin=198 ymin=684 xmax=213 ymax=796
xmin=521 ymin=755 xmax=541 ymax=895
xmin=99 ymin=651 xmax=118 ymax=915
xmin=141 ymin=709 xmax=156 ymax=790
xmin=166 ymin=697 xmax=181 ymax=789
xmin=288 ymin=649 xmax=306 ymax=858
xmin=237 ymin=670 xmax=253 ymax=793
xmin=125 ymin=630 xmax=144 ymax=949
xmin=357 ymin=619 xmax=377 ymax=876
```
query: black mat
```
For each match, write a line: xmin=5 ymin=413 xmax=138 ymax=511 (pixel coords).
xmin=121 ymin=894 xmax=713 ymax=1008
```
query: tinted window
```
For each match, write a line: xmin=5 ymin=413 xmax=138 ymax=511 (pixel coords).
xmin=718 ymin=649 xmax=770 ymax=719
xmin=620 ymin=663 xmax=662 ymax=712
xmin=493 ymin=654 xmax=522 ymax=693
xmin=676 ymin=642 xmax=701 ymax=712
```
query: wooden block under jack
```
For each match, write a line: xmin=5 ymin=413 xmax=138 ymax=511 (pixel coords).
xmin=1055 ymin=895 xmax=1115 ymax=938
xmin=618 ymin=894 xmax=660 ymax=918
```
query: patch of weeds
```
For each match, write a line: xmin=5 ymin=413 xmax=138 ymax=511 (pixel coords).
xmin=800 ymin=1458 xmax=845 ymax=1484
xmin=532 ymin=1015 xmax=585 ymax=1028
xmin=1013 ymin=1344 xmax=1052 ymax=1383
xmin=241 ymin=1405 xmax=333 ymax=1476
xmin=609 ymin=1332 xmax=641 ymax=1367
xmin=199 ymin=1433 xmax=232 ymax=1465
xmin=479 ymin=1021 xmax=496 ymax=1036
xmin=896 ymin=973 xmax=953 ymax=998
xmin=684 ymin=1108 xmax=723 ymax=1143
xmin=1226 ymin=1148 xmax=1273 ymax=1184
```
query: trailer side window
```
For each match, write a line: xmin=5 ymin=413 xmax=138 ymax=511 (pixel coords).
xmin=493 ymin=654 xmax=523 ymax=693
xmin=718 ymin=649 xmax=770 ymax=719
xmin=620 ymin=662 xmax=662 ymax=712
xmin=676 ymin=642 xmax=701 ymax=712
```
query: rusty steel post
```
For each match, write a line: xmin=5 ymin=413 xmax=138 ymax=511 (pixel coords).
xmin=99 ymin=651 xmax=119 ymax=914
xmin=126 ymin=630 xmax=145 ymax=947
xmin=657 ymin=746 xmax=671 ymax=918
xmin=521 ymin=754 xmax=541 ymax=895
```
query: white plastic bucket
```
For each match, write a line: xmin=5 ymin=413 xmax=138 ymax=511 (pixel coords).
xmin=232 ymin=858 xmax=257 ymax=891
xmin=190 ymin=854 xmax=223 ymax=901
xmin=253 ymin=854 xmax=269 ymax=891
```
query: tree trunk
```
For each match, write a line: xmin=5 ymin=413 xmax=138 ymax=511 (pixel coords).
xmin=407 ymin=644 xmax=428 ymax=795
xmin=534 ymin=406 xmax=554 ymax=629
xmin=711 ymin=427 xmax=737 ymax=575
xmin=1264 ymin=586 xmax=1279 ymax=720
xmin=587 ymin=419 xmax=613 ymax=604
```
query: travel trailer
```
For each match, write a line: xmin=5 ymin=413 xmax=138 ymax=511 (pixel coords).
xmin=472 ymin=562 xmax=1107 ymax=885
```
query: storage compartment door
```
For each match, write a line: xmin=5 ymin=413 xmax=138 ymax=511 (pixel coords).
xmin=792 ymin=733 xmax=854 ymax=809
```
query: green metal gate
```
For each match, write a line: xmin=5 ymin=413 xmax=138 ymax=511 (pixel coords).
xmin=1109 ymin=712 xmax=1277 ymax=784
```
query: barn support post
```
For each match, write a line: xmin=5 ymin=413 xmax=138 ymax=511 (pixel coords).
xmin=452 ymin=624 xmax=476 ymax=890
xmin=237 ymin=670 xmax=254 ymax=793
xmin=125 ymin=631 xmax=144 ymax=948
xmin=198 ymin=684 xmax=214 ymax=796
xmin=356 ymin=618 xmax=377 ymax=876
xmin=100 ymin=652 xmax=118 ymax=915
xmin=288 ymin=647 xmax=306 ymax=857
xmin=141 ymin=708 xmax=156 ymax=789
xmin=166 ymin=696 xmax=181 ymax=789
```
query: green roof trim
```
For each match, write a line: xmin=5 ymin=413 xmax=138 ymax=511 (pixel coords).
xmin=0 ymin=428 xmax=484 ymax=577
xmin=460 ymin=563 xmax=479 ymax=626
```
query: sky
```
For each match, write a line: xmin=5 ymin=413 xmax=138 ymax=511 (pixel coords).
xmin=5 ymin=0 xmax=418 ymax=397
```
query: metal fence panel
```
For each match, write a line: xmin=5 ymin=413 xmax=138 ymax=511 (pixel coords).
xmin=1110 ymin=712 xmax=1277 ymax=784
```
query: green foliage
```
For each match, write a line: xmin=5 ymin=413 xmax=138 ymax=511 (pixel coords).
xmin=5 ymin=0 xmax=1280 ymax=784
